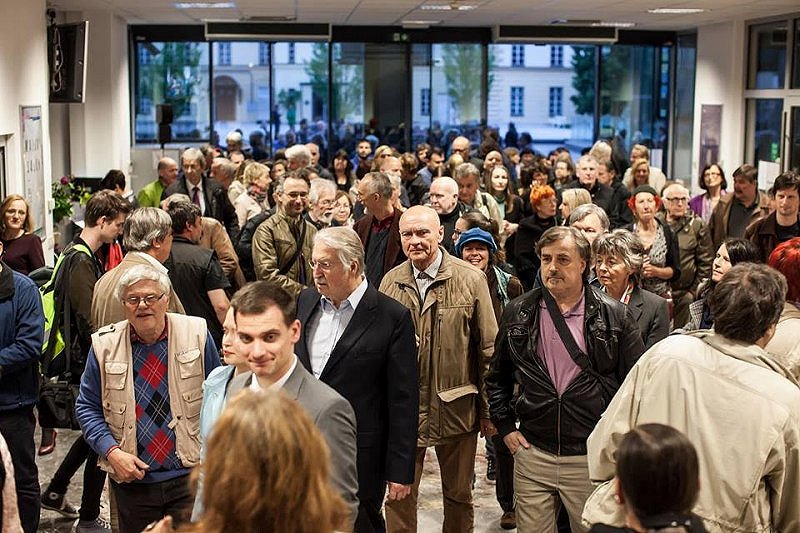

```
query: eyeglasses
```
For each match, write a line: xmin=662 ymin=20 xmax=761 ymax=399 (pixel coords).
xmin=310 ymin=259 xmax=335 ymax=271
xmin=122 ymin=293 xmax=166 ymax=308
xmin=666 ymin=198 xmax=689 ymax=204
xmin=704 ymin=171 xmax=721 ymax=177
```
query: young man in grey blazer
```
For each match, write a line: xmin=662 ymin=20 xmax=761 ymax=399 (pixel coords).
xmin=224 ymin=281 xmax=359 ymax=530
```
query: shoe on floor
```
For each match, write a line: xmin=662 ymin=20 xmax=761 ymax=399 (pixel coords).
xmin=41 ymin=491 xmax=80 ymax=519
xmin=74 ymin=516 xmax=111 ymax=533
xmin=486 ymin=456 xmax=496 ymax=481
xmin=500 ymin=510 xmax=516 ymax=530
xmin=38 ymin=428 xmax=57 ymax=456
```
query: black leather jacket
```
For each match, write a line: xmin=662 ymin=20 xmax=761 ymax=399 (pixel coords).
xmin=487 ymin=285 xmax=645 ymax=456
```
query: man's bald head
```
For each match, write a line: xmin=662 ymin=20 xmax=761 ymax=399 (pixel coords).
xmin=157 ymin=157 xmax=178 ymax=186
xmin=451 ymin=136 xmax=471 ymax=157
xmin=380 ymin=156 xmax=403 ymax=176
xmin=429 ymin=177 xmax=459 ymax=215
xmin=400 ymin=206 xmax=444 ymax=271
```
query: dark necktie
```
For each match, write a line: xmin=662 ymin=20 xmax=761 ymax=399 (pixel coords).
xmin=191 ymin=186 xmax=201 ymax=208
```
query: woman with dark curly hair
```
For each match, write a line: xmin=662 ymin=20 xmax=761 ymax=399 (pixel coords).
xmin=689 ymin=163 xmax=727 ymax=224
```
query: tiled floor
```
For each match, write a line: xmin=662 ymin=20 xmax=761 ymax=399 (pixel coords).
xmin=36 ymin=429 xmax=512 ymax=532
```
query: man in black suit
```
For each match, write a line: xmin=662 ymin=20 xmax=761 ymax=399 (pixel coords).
xmin=296 ymin=226 xmax=419 ymax=533
xmin=162 ymin=147 xmax=239 ymax=238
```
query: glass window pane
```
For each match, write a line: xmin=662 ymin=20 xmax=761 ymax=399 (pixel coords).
xmin=411 ymin=44 xmax=433 ymax=149
xmin=744 ymin=98 xmax=783 ymax=164
xmin=672 ymin=33 xmax=697 ymax=183
xmin=748 ymin=21 xmax=787 ymax=89
xmin=329 ymin=43 xmax=365 ymax=159
xmin=135 ymin=42 xmax=210 ymax=143
xmin=272 ymin=42 xmax=328 ymax=158
xmin=793 ymin=19 xmax=800 ymax=88
xmin=211 ymin=42 xmax=270 ymax=158
xmin=600 ymin=45 xmax=669 ymax=172
xmin=431 ymin=44 xmax=484 ymax=153
xmin=487 ymin=44 xmax=594 ymax=162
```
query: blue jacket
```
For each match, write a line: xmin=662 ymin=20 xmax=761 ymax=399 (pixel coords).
xmin=0 ymin=264 xmax=44 ymax=410
xmin=199 ymin=364 xmax=236 ymax=444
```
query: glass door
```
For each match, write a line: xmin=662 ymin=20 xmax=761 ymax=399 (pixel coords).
xmin=785 ymin=97 xmax=800 ymax=172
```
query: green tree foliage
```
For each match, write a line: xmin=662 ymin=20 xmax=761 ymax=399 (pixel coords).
xmin=570 ymin=45 xmax=631 ymax=117
xmin=305 ymin=43 xmax=364 ymax=121
xmin=277 ymin=88 xmax=301 ymax=129
xmin=570 ymin=46 xmax=595 ymax=115
xmin=138 ymin=43 xmax=203 ymax=117
xmin=440 ymin=44 xmax=493 ymax=124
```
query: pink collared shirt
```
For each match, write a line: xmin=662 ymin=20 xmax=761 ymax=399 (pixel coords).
xmin=536 ymin=294 xmax=586 ymax=395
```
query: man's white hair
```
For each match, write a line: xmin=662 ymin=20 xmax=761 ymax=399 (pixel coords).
xmin=285 ymin=144 xmax=312 ymax=166
xmin=115 ymin=264 xmax=172 ymax=302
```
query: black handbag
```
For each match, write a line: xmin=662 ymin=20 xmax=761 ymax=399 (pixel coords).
xmin=38 ymin=379 xmax=81 ymax=430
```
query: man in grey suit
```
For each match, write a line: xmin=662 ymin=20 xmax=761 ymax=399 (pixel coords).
xmin=224 ymin=281 xmax=359 ymax=530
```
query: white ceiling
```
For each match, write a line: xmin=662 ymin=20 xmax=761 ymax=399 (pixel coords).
xmin=47 ymin=0 xmax=799 ymax=31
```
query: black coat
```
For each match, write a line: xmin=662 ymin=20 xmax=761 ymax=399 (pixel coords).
xmin=627 ymin=285 xmax=670 ymax=349
xmin=514 ymin=214 xmax=556 ymax=290
xmin=487 ymin=285 xmax=645 ymax=456
xmin=296 ymin=285 xmax=419 ymax=501
xmin=163 ymin=174 xmax=238 ymax=239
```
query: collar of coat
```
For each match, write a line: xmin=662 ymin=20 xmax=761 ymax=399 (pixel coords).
xmin=686 ymin=330 xmax=798 ymax=386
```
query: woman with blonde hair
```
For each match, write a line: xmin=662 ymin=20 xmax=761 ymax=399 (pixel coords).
xmin=233 ymin=162 xmax=271 ymax=229
xmin=150 ymin=389 xmax=347 ymax=533
xmin=0 ymin=194 xmax=44 ymax=276
xmin=623 ymin=158 xmax=666 ymax=194
xmin=559 ymin=187 xmax=592 ymax=224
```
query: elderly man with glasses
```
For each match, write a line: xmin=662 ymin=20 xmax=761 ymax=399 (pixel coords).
xmin=657 ymin=183 xmax=713 ymax=326
xmin=76 ymin=264 xmax=220 ymax=533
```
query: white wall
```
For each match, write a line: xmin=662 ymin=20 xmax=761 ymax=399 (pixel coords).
xmin=67 ymin=9 xmax=131 ymax=179
xmin=0 ymin=0 xmax=55 ymax=260
xmin=691 ymin=20 xmax=746 ymax=192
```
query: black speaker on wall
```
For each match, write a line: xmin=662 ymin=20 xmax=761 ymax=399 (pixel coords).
xmin=157 ymin=104 xmax=173 ymax=146
xmin=48 ymin=21 xmax=88 ymax=103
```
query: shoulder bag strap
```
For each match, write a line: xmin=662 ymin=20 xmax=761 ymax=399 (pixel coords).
xmin=540 ymin=287 xmax=591 ymax=370
xmin=278 ymin=218 xmax=307 ymax=276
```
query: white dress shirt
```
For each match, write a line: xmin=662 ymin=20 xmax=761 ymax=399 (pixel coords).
xmin=306 ymin=277 xmax=369 ymax=378
xmin=189 ymin=178 xmax=206 ymax=215
xmin=250 ymin=355 xmax=298 ymax=391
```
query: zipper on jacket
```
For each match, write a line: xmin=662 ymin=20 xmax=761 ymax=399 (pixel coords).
xmin=556 ymin=397 xmax=562 ymax=456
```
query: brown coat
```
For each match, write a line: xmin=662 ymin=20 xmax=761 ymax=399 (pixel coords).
xmin=200 ymin=217 xmax=246 ymax=291
xmin=744 ymin=211 xmax=800 ymax=263
xmin=379 ymin=250 xmax=498 ymax=447
xmin=252 ymin=210 xmax=317 ymax=298
xmin=708 ymin=191 xmax=770 ymax=250
xmin=353 ymin=209 xmax=405 ymax=278
xmin=91 ymin=252 xmax=185 ymax=330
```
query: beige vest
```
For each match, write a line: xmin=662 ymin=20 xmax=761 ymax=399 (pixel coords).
xmin=91 ymin=313 xmax=208 ymax=481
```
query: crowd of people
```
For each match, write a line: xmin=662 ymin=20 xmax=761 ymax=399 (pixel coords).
xmin=0 ymin=126 xmax=799 ymax=533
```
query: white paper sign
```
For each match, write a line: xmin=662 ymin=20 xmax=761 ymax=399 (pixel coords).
xmin=757 ymin=160 xmax=781 ymax=191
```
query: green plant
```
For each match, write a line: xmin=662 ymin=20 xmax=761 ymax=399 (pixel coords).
xmin=52 ymin=175 xmax=91 ymax=222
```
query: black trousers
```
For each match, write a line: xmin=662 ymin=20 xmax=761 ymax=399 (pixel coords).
xmin=111 ymin=474 xmax=192 ymax=533
xmin=491 ymin=434 xmax=515 ymax=513
xmin=46 ymin=435 xmax=106 ymax=521
xmin=0 ymin=405 xmax=40 ymax=533
xmin=354 ymin=487 xmax=386 ymax=533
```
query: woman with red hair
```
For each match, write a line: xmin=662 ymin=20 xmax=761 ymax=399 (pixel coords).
xmin=514 ymin=184 xmax=557 ymax=289
xmin=624 ymin=185 xmax=680 ymax=302
xmin=765 ymin=237 xmax=800 ymax=380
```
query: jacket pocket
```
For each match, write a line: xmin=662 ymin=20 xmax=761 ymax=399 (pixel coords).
xmin=102 ymin=400 xmax=126 ymax=437
xmin=437 ymin=383 xmax=479 ymax=436
xmin=182 ymin=388 xmax=203 ymax=424
xmin=176 ymin=349 xmax=202 ymax=379
xmin=104 ymin=362 xmax=128 ymax=390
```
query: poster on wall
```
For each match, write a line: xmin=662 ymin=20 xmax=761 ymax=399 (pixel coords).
xmin=20 ymin=106 xmax=45 ymax=234
xmin=699 ymin=104 xmax=722 ymax=170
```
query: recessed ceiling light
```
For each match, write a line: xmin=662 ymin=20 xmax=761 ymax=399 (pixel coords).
xmin=592 ymin=21 xmax=636 ymax=28
xmin=420 ymin=3 xmax=476 ymax=10
xmin=175 ymin=2 xmax=236 ymax=9
xmin=648 ymin=7 xmax=707 ymax=14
